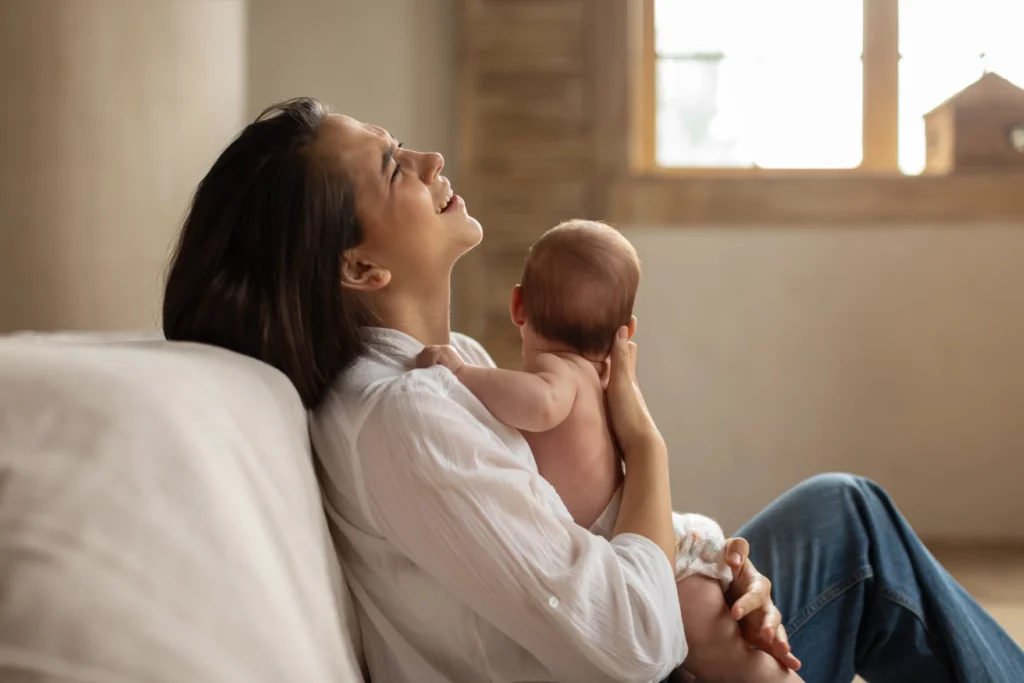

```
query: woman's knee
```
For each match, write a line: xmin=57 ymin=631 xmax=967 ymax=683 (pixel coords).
xmin=794 ymin=471 xmax=897 ymax=506
xmin=791 ymin=472 xmax=876 ymax=503
xmin=742 ymin=473 xmax=887 ymax=541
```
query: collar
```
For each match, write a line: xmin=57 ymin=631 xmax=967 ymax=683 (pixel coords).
xmin=359 ymin=327 xmax=427 ymax=360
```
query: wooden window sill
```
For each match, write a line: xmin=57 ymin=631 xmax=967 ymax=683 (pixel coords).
xmin=605 ymin=171 xmax=1024 ymax=226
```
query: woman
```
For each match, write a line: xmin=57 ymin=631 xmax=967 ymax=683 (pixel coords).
xmin=163 ymin=98 xmax=1024 ymax=683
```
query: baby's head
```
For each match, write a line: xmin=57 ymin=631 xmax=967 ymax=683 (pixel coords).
xmin=512 ymin=220 xmax=640 ymax=358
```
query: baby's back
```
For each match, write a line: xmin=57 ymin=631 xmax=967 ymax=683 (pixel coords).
xmin=523 ymin=354 xmax=624 ymax=530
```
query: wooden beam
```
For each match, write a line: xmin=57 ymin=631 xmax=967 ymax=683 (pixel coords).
xmin=631 ymin=0 xmax=656 ymax=171
xmin=862 ymin=0 xmax=900 ymax=171
xmin=588 ymin=0 xmax=631 ymax=216
xmin=608 ymin=173 xmax=1024 ymax=226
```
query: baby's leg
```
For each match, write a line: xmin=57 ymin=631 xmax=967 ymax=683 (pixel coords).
xmin=671 ymin=514 xmax=802 ymax=682
xmin=676 ymin=575 xmax=802 ymax=683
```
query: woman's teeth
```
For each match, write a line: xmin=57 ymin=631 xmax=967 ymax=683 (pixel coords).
xmin=437 ymin=189 xmax=454 ymax=213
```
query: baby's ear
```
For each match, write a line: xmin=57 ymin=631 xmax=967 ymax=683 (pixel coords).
xmin=510 ymin=285 xmax=526 ymax=326
xmin=626 ymin=315 xmax=637 ymax=340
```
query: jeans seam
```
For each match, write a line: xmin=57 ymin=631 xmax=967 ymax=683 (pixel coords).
xmin=879 ymin=587 xmax=939 ymax=640
xmin=786 ymin=566 xmax=874 ymax=637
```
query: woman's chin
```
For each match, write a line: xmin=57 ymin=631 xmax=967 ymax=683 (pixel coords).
xmin=465 ymin=215 xmax=483 ymax=247
xmin=449 ymin=213 xmax=483 ymax=251
xmin=436 ymin=201 xmax=483 ymax=262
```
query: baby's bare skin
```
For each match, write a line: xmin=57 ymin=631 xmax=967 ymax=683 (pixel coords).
xmin=518 ymin=352 xmax=623 ymax=529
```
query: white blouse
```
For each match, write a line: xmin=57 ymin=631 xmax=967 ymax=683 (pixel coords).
xmin=311 ymin=328 xmax=685 ymax=683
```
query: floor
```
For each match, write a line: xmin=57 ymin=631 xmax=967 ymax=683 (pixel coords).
xmin=851 ymin=544 xmax=1024 ymax=682
xmin=935 ymin=544 xmax=1024 ymax=647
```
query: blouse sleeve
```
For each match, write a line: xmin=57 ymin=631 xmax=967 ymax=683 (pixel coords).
xmin=354 ymin=382 xmax=685 ymax=683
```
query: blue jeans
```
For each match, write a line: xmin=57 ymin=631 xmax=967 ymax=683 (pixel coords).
xmin=731 ymin=473 xmax=1024 ymax=683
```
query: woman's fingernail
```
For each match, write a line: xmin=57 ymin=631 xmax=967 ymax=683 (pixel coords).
xmin=617 ymin=327 xmax=627 ymax=340
xmin=734 ymin=607 xmax=745 ymax=619
xmin=728 ymin=552 xmax=742 ymax=565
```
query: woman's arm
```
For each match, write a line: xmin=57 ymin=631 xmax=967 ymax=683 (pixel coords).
xmin=612 ymin=439 xmax=674 ymax=563
xmin=605 ymin=327 xmax=676 ymax=566
xmin=355 ymin=385 xmax=684 ymax=683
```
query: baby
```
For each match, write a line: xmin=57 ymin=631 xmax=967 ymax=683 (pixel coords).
xmin=417 ymin=220 xmax=800 ymax=683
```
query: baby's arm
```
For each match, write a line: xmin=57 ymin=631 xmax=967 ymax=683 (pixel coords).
xmin=416 ymin=346 xmax=578 ymax=433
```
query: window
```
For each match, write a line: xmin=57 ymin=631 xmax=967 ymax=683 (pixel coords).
xmin=647 ymin=0 xmax=1024 ymax=174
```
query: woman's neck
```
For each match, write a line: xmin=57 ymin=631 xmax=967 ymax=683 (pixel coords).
xmin=371 ymin=281 xmax=453 ymax=347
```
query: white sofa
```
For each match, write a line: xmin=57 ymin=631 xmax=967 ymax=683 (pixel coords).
xmin=0 ymin=333 xmax=366 ymax=682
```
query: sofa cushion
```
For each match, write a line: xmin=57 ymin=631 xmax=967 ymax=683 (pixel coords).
xmin=0 ymin=334 xmax=364 ymax=682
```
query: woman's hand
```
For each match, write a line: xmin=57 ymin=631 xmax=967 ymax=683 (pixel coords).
xmin=604 ymin=325 xmax=663 ymax=458
xmin=605 ymin=324 xmax=676 ymax=565
xmin=724 ymin=538 xmax=802 ymax=671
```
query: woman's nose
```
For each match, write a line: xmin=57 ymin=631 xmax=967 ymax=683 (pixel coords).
xmin=421 ymin=151 xmax=444 ymax=182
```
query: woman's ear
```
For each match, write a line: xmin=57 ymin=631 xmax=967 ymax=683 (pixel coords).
xmin=510 ymin=284 xmax=526 ymax=327
xmin=627 ymin=315 xmax=637 ymax=340
xmin=341 ymin=252 xmax=391 ymax=292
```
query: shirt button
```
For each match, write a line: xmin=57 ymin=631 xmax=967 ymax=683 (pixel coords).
xmin=548 ymin=596 xmax=560 ymax=609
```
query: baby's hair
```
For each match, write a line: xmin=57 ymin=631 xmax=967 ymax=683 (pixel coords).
xmin=520 ymin=219 xmax=640 ymax=357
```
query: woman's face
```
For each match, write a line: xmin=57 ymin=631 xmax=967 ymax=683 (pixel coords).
xmin=315 ymin=114 xmax=481 ymax=293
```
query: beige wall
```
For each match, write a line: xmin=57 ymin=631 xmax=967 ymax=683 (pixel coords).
xmin=625 ymin=224 xmax=1024 ymax=541
xmin=0 ymin=0 xmax=456 ymax=334
xmin=247 ymin=0 xmax=459 ymax=186
xmin=0 ymin=0 xmax=246 ymax=333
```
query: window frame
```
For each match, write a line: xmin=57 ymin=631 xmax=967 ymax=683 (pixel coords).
xmin=595 ymin=0 xmax=1024 ymax=226
xmin=634 ymin=0 xmax=901 ymax=175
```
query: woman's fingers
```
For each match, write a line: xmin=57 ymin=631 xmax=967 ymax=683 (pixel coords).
xmin=759 ymin=603 xmax=782 ymax=643
xmin=731 ymin=590 xmax=764 ymax=620
xmin=727 ymin=551 xmax=801 ymax=671
xmin=729 ymin=555 xmax=772 ymax=620
xmin=731 ymin=572 xmax=770 ymax=619
xmin=776 ymin=624 xmax=791 ymax=654
xmin=627 ymin=335 xmax=638 ymax=378
xmin=741 ymin=613 xmax=802 ymax=671
xmin=766 ymin=626 xmax=801 ymax=671
xmin=605 ymin=327 xmax=633 ymax=393
xmin=725 ymin=537 xmax=749 ymax=569
xmin=775 ymin=627 xmax=802 ymax=670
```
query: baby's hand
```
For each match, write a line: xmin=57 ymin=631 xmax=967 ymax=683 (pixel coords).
xmin=416 ymin=345 xmax=465 ymax=375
